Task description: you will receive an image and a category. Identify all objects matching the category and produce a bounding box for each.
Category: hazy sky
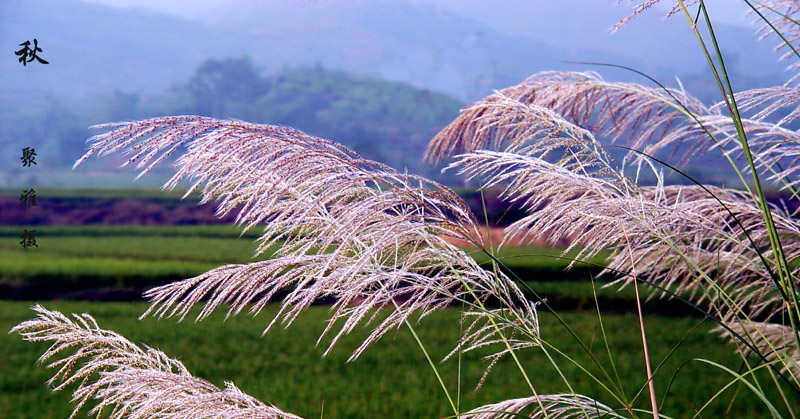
[76,0,762,75]
[81,0,755,38]
[0,0,777,187]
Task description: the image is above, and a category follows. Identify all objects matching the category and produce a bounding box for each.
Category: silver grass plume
[617,1,800,83]
[734,87,800,126]
[749,1,800,84]
[716,320,800,376]
[443,298,540,390]
[612,0,695,32]
[10,304,301,419]
[658,114,800,192]
[431,82,800,316]
[460,393,624,419]
[72,116,538,361]
[427,71,800,193]
[455,147,798,323]
[426,71,716,170]
[436,92,800,371]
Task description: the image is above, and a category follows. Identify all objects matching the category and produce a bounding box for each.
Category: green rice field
[1,302,786,418]
[0,225,607,297]
[0,224,794,417]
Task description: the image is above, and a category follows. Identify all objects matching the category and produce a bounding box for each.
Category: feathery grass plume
[613,1,701,32]
[10,304,301,419]
[597,185,800,319]
[73,116,537,361]
[450,142,798,322]
[443,298,540,390]
[613,0,663,32]
[427,71,800,195]
[749,1,800,83]
[431,76,800,318]
[734,86,800,126]
[460,393,624,419]
[717,320,800,376]
[656,114,800,191]
[438,89,800,385]
[426,71,718,170]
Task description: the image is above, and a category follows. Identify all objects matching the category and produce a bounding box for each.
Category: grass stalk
[690,359,783,418]
[687,0,800,370]
[622,227,659,419]
[591,277,626,399]
[394,299,460,418]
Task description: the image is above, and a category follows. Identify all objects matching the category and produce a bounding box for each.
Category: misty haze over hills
[2,0,789,104]
[0,0,794,186]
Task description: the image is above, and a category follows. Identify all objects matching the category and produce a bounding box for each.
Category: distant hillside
[165,60,465,180]
[0,60,464,187]
[1,0,790,187]
[0,56,766,188]
[2,0,787,110]
[254,65,464,179]
[0,0,707,110]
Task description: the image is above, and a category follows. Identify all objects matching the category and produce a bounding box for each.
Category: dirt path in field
[438,225,557,248]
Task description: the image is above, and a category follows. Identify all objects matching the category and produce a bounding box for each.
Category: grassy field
[0,226,272,294]
[2,301,789,418]
[2,224,791,417]
[0,187,203,200]
[0,225,685,315]
[0,225,611,299]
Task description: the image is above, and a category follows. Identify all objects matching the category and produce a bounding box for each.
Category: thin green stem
[640,319,707,411]
[484,247,800,394]
[394,299,459,418]
[591,277,626,398]
[457,301,464,413]
[690,359,783,419]
[621,226,659,419]
[692,0,800,372]
[538,339,628,408]
[481,252,630,402]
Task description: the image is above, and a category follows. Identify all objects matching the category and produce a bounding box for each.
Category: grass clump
[0,302,784,418]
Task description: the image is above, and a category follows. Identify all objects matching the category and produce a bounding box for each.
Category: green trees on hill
[170,58,463,177]
[177,57,269,117]
[2,58,463,184]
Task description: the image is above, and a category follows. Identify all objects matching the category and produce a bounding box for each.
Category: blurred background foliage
[1,57,464,185]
